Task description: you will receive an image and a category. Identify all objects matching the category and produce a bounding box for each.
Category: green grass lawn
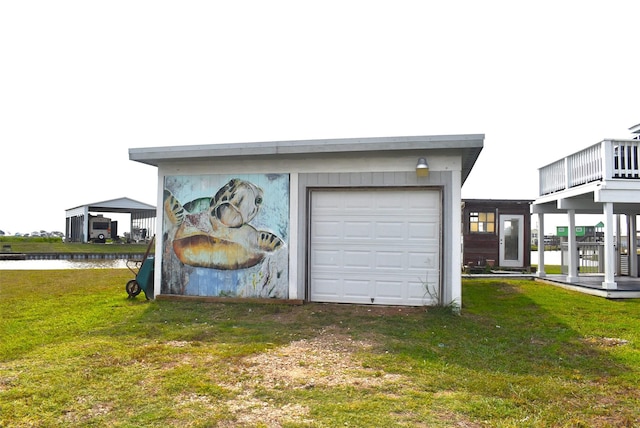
[1,271,639,427]
[532,264,562,275]
[0,236,152,254]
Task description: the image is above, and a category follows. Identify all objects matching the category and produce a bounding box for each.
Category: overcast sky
[1,1,638,235]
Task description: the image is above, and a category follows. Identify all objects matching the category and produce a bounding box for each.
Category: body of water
[0,259,132,270]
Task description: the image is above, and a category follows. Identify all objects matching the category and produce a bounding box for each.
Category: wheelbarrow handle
[142,235,155,262]
[126,259,143,275]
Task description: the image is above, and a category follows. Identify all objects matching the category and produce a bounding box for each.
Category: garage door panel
[375,280,404,299]
[410,191,439,206]
[310,279,370,303]
[408,280,437,304]
[314,194,343,210]
[376,192,406,208]
[344,221,374,239]
[314,248,439,271]
[406,281,429,298]
[312,220,342,239]
[310,189,440,305]
[408,222,439,241]
[344,192,374,209]
[343,250,373,268]
[375,222,405,239]
[312,249,341,269]
[343,279,371,299]
[408,251,439,270]
[425,254,439,270]
[375,251,405,270]
[312,278,340,298]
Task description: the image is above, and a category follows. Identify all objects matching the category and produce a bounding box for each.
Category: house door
[499,215,524,267]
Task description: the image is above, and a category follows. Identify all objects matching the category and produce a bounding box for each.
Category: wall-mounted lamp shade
[416,157,429,177]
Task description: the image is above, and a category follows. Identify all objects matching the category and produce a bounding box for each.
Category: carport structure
[65,197,156,243]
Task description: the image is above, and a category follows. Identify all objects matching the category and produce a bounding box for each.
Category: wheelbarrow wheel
[126,279,142,297]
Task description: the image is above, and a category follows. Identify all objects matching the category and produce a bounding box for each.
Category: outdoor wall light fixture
[416,157,429,177]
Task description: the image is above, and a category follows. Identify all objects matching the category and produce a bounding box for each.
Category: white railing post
[538,166,543,195]
[539,159,568,195]
[566,209,578,283]
[633,141,640,178]
[602,202,617,289]
[567,143,602,187]
[537,213,546,277]
[602,140,614,180]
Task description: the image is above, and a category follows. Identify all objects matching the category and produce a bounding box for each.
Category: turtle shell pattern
[164,179,284,269]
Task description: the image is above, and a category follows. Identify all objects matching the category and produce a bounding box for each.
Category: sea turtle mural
[164,178,284,269]
[161,175,289,298]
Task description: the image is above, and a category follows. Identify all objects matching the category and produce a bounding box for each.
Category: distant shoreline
[0,252,146,261]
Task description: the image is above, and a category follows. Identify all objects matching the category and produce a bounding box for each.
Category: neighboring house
[531,227,539,246]
[129,134,484,307]
[461,199,533,271]
[532,124,640,289]
[555,223,604,242]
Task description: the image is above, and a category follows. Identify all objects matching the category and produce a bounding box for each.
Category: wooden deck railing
[539,139,640,196]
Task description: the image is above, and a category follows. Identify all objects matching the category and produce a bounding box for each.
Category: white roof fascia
[66,198,155,212]
[129,134,484,184]
[129,134,484,164]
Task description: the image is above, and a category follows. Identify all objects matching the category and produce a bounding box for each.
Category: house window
[470,211,495,233]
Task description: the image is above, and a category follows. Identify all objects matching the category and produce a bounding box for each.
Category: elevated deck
[533,136,640,291]
[538,139,640,198]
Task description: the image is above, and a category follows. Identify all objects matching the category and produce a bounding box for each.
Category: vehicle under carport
[65,197,156,243]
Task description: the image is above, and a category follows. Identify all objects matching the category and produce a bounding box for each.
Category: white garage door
[310,189,441,306]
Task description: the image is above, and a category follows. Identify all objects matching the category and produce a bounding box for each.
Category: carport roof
[129,134,484,183]
[65,197,156,216]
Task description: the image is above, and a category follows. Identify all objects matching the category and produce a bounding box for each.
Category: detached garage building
[129,134,483,307]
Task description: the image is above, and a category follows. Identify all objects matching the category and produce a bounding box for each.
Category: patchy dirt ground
[582,336,630,347]
[217,327,404,427]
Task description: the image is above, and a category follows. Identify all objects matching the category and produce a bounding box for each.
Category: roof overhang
[65,197,156,217]
[129,134,484,183]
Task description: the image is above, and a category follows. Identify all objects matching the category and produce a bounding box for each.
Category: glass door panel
[499,215,524,267]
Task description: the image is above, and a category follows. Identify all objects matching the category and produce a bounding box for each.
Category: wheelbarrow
[125,236,155,299]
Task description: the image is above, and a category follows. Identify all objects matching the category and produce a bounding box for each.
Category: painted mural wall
[161,173,289,298]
